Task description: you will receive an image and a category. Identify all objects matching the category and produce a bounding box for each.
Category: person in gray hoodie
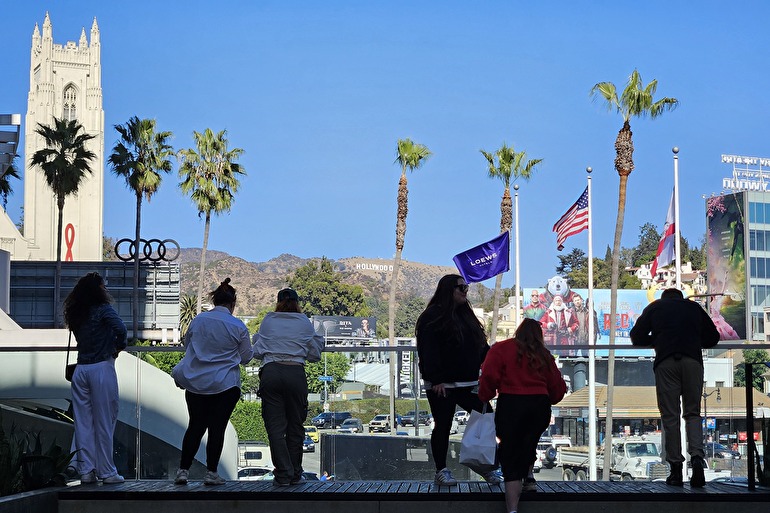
[252,288,324,486]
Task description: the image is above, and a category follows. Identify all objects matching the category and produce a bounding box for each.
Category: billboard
[523,278,660,357]
[311,316,376,339]
[706,192,747,340]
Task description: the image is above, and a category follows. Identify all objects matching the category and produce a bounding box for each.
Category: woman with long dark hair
[172,278,253,485]
[479,318,567,513]
[252,288,324,486]
[416,274,500,485]
[63,272,127,484]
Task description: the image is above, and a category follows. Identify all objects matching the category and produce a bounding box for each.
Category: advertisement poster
[523,278,658,357]
[311,316,376,340]
[706,193,747,340]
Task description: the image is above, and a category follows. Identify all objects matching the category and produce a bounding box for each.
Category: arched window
[63,85,77,121]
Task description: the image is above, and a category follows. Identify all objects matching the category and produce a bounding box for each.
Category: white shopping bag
[459,407,497,474]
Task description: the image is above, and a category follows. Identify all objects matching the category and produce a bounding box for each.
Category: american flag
[553,187,589,251]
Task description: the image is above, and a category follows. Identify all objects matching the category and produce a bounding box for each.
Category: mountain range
[176,249,469,316]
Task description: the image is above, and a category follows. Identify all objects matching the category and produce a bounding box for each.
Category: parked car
[402,410,431,426]
[428,415,458,434]
[538,435,572,469]
[304,425,320,443]
[369,414,399,432]
[704,442,741,459]
[237,466,273,481]
[311,411,352,429]
[258,470,319,481]
[337,418,363,433]
[303,435,316,452]
[454,410,470,425]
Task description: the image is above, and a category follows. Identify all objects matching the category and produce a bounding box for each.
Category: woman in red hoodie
[479,318,567,513]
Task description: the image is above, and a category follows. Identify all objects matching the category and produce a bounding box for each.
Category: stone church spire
[32,23,40,44]
[79,28,88,47]
[42,12,52,40]
[90,17,100,45]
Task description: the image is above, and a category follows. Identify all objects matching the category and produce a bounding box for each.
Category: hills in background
[176,248,474,316]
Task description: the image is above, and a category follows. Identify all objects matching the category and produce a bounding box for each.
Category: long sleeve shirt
[630,297,720,368]
[252,312,324,365]
[478,338,567,404]
[172,306,254,394]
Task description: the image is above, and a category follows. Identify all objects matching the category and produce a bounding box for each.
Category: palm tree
[481,143,541,342]
[0,156,20,209]
[178,128,245,313]
[591,69,678,479]
[109,116,174,342]
[30,117,96,328]
[179,294,197,337]
[388,138,431,433]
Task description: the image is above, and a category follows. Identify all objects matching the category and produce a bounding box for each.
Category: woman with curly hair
[479,318,567,513]
[63,272,127,484]
[172,278,253,485]
[416,274,500,485]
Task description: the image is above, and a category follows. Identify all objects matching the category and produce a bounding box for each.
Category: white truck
[558,438,668,481]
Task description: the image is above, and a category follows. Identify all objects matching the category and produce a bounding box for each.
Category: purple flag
[452,232,510,284]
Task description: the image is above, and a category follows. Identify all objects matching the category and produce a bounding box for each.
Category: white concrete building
[0,13,104,261]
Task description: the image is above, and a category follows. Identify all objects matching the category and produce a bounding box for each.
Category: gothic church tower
[22,12,104,261]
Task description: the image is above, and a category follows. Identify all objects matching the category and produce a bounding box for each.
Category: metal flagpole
[514,184,521,327]
[586,168,597,480]
[673,147,681,289]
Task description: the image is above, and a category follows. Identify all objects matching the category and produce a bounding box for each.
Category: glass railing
[0,340,766,485]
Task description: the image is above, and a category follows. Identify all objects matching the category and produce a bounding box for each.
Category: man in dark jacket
[630,288,719,488]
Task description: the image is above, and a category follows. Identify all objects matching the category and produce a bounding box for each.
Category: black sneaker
[690,457,705,488]
[666,463,683,487]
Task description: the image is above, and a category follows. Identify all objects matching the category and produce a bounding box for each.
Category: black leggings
[495,394,551,481]
[426,386,488,471]
[180,387,240,472]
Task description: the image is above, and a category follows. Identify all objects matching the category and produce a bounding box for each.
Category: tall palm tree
[591,69,678,479]
[30,117,96,328]
[388,138,431,433]
[178,128,245,313]
[109,116,174,342]
[0,156,20,209]
[481,143,541,342]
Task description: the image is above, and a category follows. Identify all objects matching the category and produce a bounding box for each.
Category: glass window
[750,230,757,250]
[63,85,77,121]
[750,202,757,223]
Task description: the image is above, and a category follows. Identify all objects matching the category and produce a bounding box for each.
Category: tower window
[63,85,77,121]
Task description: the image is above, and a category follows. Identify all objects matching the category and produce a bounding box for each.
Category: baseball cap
[277,288,299,302]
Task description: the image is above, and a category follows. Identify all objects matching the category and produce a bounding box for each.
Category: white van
[538,435,572,469]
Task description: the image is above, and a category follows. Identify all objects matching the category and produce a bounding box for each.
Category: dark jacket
[416,305,489,385]
[74,304,128,364]
[629,297,719,368]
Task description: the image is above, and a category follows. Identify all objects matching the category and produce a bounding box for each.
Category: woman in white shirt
[252,288,324,486]
[171,278,253,485]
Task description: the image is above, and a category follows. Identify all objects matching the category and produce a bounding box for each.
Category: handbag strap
[66,330,73,364]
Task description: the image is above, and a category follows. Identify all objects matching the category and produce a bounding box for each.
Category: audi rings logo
[115,238,181,263]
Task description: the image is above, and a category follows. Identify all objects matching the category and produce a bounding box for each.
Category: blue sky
[2,1,769,289]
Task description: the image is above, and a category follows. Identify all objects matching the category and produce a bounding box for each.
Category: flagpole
[586,167,597,480]
[514,184,521,328]
[673,147,681,289]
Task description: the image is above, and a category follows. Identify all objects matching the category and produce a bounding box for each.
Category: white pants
[71,358,120,478]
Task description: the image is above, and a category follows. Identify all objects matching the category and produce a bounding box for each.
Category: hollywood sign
[355,262,394,272]
[721,154,770,191]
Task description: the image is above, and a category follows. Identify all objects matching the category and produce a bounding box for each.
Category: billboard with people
[311,316,376,339]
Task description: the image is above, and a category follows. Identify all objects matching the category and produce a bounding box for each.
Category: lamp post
[702,384,721,456]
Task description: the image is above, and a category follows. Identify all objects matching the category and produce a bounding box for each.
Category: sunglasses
[455,284,469,293]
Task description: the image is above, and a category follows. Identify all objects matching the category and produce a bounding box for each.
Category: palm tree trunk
[197,211,211,314]
[603,172,629,479]
[491,189,513,343]
[388,173,408,435]
[54,199,64,328]
[132,193,142,343]
[489,273,503,343]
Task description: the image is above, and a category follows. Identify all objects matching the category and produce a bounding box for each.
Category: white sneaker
[174,468,189,485]
[482,469,503,484]
[204,470,225,486]
[80,470,97,484]
[434,468,457,486]
[103,474,125,484]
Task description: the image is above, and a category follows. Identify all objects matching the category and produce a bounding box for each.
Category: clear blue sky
[3,1,769,289]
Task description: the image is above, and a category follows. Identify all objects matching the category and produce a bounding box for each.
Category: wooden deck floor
[55,479,770,513]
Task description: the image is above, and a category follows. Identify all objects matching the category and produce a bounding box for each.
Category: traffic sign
[318,375,333,382]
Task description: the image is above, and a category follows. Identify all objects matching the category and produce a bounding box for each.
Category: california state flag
[650,190,676,277]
